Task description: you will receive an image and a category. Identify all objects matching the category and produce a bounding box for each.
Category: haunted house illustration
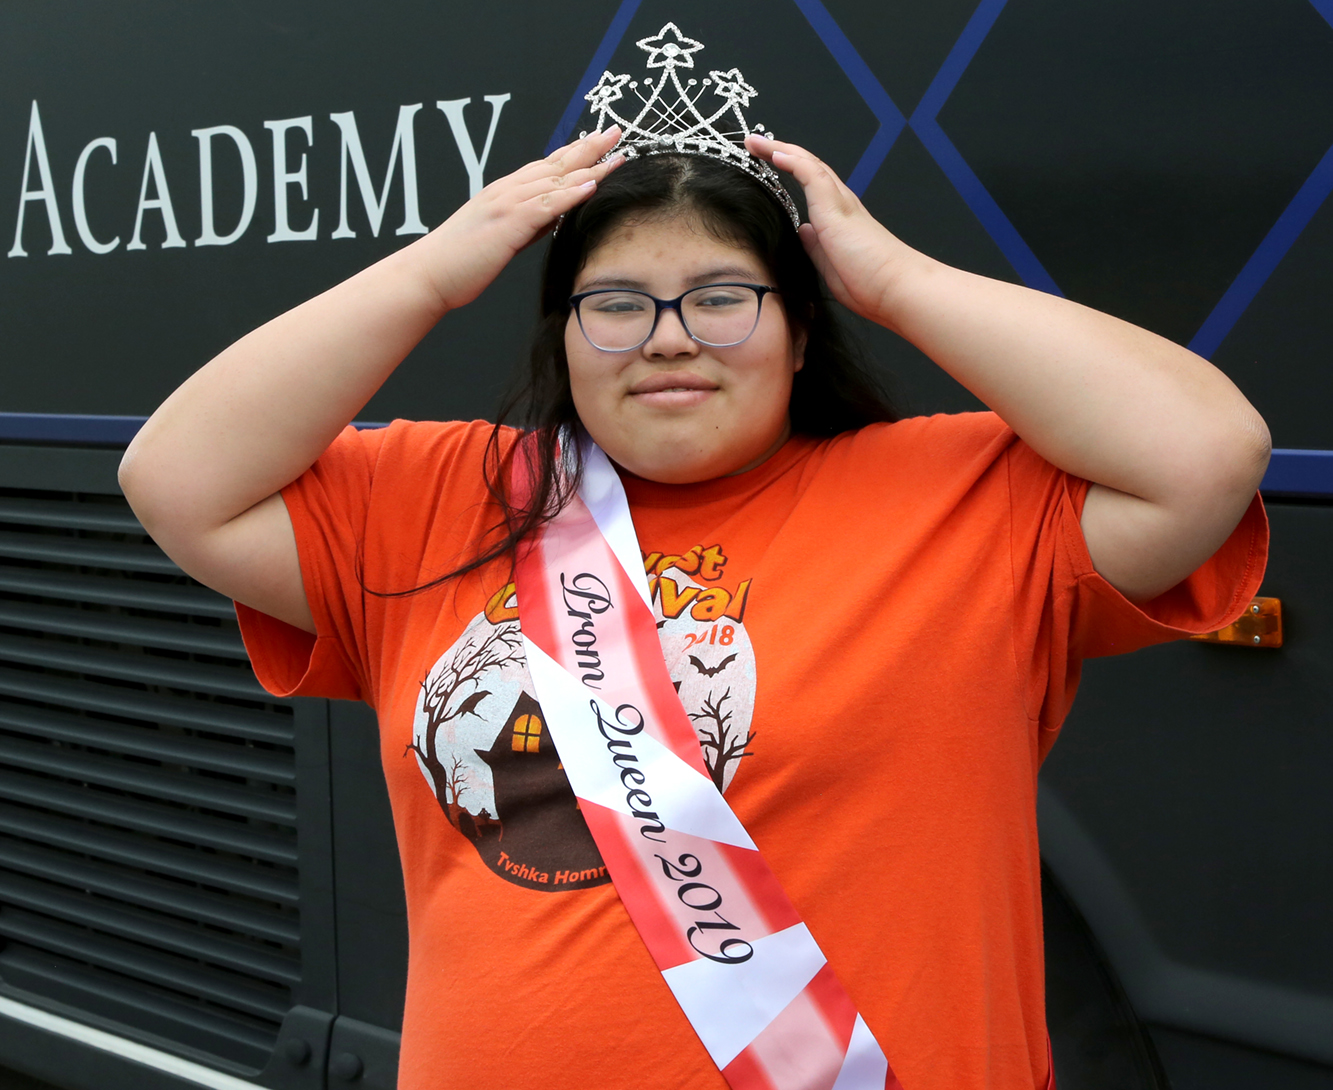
[468,692,608,889]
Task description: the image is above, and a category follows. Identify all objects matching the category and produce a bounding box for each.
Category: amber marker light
[1191,597,1283,648]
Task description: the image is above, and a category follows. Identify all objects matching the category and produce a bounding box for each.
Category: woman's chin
[592,417,792,484]
[602,442,722,484]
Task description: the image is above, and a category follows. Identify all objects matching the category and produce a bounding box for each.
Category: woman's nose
[643,305,699,358]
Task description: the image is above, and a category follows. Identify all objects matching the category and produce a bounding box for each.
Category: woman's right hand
[415,126,625,313]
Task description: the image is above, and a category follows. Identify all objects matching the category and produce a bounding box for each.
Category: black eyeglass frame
[567,282,781,352]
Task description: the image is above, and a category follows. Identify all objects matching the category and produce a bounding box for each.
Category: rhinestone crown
[579,22,801,229]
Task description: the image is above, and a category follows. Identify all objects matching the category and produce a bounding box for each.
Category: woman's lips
[628,372,719,408]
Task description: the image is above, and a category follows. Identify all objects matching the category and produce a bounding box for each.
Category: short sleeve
[236,424,388,703]
[1005,437,1269,751]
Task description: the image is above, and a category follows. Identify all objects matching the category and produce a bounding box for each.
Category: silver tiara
[578,22,801,229]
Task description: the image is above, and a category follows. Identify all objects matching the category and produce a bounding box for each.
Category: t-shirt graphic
[408,542,757,892]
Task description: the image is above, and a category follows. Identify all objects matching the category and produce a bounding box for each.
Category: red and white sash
[513,437,903,1090]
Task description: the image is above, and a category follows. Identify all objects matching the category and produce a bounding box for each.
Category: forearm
[122,129,623,553]
[877,250,1271,509]
[120,233,446,541]
[756,134,1268,599]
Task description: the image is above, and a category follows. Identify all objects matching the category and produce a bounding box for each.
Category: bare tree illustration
[406,623,523,818]
[689,687,755,791]
[442,755,470,827]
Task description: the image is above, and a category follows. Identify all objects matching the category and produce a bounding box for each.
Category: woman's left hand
[745,134,913,326]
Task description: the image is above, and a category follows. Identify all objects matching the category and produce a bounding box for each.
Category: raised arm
[119,129,624,631]
[750,135,1270,603]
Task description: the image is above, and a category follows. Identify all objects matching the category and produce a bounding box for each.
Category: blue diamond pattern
[552,0,1333,360]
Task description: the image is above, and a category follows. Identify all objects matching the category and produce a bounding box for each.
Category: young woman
[119,123,1269,1090]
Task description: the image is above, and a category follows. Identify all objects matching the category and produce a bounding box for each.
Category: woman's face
[565,214,804,484]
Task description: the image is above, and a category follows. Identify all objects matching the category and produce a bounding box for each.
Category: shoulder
[289,419,521,532]
[811,411,1019,480]
[823,411,1010,450]
[360,417,515,458]
[333,418,519,485]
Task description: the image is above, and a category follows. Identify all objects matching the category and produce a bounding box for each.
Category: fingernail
[580,179,597,190]
[605,124,622,138]
[606,152,626,166]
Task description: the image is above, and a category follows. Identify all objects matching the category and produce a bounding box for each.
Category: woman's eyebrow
[576,265,764,292]
[685,265,763,286]
[577,275,650,291]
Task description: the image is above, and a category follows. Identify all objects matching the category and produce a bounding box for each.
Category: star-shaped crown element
[586,71,631,114]
[578,23,799,228]
[635,23,705,69]
[709,68,757,108]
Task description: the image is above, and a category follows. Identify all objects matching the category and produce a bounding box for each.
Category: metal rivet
[1253,635,1261,644]
[283,1038,311,1066]
[1251,604,1260,613]
[329,1052,364,1081]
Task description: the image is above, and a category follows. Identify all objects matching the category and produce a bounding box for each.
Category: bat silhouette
[688,654,737,678]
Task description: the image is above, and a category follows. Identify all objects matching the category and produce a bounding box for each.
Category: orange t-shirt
[237,412,1267,1090]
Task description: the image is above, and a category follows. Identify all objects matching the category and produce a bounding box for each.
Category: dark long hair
[403,151,901,592]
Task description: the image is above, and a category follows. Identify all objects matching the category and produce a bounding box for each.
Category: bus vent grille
[0,486,299,1071]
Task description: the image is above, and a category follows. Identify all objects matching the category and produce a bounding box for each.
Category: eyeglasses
[568,282,780,353]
